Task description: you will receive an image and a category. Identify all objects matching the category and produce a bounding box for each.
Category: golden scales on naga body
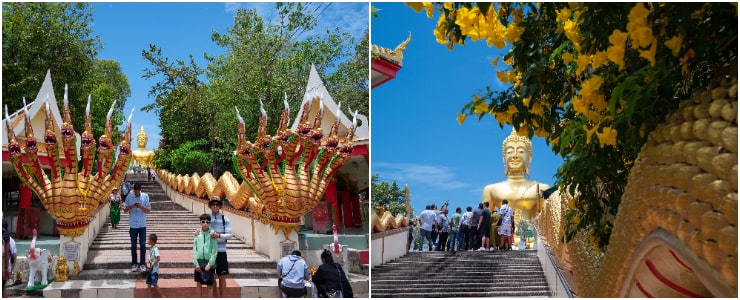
[4,85,133,237]
[233,94,359,236]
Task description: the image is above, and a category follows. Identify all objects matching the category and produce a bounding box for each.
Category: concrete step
[75,267,277,280]
[371,250,550,297]
[133,278,243,298]
[47,174,356,298]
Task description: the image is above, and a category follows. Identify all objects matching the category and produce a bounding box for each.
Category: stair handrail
[538,242,574,298]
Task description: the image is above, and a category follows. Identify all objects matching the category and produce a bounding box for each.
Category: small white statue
[26,229,52,287]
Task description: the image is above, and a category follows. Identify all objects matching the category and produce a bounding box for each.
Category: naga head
[98,100,116,153]
[80,96,96,149]
[98,134,113,152]
[5,105,21,155]
[44,98,58,146]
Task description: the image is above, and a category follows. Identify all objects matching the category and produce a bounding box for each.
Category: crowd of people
[113,181,352,298]
[409,200,516,252]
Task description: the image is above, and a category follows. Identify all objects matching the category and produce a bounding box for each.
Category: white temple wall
[370,227,408,268]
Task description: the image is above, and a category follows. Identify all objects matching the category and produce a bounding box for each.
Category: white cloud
[223,2,242,14]
[316,2,368,39]
[222,2,367,42]
[373,162,470,191]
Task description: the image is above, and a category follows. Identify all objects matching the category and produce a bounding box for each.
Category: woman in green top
[109,188,122,229]
[193,214,218,297]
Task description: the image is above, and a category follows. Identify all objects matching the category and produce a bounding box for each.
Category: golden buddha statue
[483,129,550,221]
[132,126,154,168]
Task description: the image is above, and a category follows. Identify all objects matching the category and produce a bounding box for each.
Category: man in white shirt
[419,205,437,251]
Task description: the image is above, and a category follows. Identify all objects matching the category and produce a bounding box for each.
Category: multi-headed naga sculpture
[4,85,133,237]
[234,94,357,236]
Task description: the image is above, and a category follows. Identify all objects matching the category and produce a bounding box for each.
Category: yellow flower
[434,17,448,45]
[582,124,599,144]
[483,7,508,49]
[491,57,500,66]
[422,2,435,18]
[633,25,654,48]
[639,40,657,66]
[516,126,529,137]
[406,2,424,13]
[581,75,603,95]
[562,52,573,65]
[596,126,618,147]
[607,29,628,70]
[575,53,591,75]
[664,35,683,57]
[443,2,453,10]
[506,24,525,44]
[628,3,650,26]
[550,136,560,147]
[497,70,510,83]
[591,51,608,69]
[556,7,571,23]
[457,112,467,125]
[534,127,548,138]
[504,56,514,66]
[563,20,582,44]
[474,102,489,114]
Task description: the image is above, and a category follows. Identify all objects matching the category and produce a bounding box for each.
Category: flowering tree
[408,2,737,249]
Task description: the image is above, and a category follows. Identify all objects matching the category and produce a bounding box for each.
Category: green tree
[325,28,370,119]
[145,3,369,178]
[371,174,411,217]
[152,139,212,175]
[409,3,737,248]
[141,44,208,153]
[3,3,130,138]
[86,59,131,140]
[3,3,101,130]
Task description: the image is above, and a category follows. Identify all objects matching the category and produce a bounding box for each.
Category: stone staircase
[45,173,278,298]
[371,250,550,298]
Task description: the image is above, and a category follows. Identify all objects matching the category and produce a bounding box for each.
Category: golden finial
[372,32,412,65]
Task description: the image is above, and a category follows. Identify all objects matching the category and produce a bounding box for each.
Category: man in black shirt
[476,203,492,251]
[470,204,483,250]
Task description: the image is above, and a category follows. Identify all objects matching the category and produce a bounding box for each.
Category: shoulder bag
[326,264,344,298]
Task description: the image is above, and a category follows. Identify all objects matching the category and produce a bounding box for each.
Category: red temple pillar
[16,184,35,239]
[19,184,32,208]
[324,180,341,233]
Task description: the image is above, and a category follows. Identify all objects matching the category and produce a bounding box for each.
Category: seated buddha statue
[132,126,154,168]
[483,129,550,223]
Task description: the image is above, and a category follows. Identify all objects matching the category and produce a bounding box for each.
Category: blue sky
[90,2,369,150]
[370,3,565,216]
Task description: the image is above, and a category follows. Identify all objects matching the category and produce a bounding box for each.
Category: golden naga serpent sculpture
[4,85,133,237]
[539,76,737,297]
[158,94,358,237]
[370,211,409,233]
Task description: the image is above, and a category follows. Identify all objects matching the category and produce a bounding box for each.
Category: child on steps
[146,233,164,298]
